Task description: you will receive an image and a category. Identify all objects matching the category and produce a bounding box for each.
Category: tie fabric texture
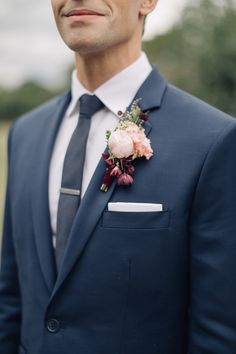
[55,94,104,271]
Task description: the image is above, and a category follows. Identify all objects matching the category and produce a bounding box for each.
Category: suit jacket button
[46,318,60,333]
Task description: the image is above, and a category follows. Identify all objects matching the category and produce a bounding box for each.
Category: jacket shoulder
[155,84,236,158]
[164,84,235,129]
[12,91,70,132]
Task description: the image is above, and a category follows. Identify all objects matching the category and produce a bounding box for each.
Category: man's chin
[65,39,107,56]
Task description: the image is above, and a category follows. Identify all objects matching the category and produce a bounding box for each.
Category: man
[1,0,236,353]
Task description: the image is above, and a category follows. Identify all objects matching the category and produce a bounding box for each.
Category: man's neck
[75,42,142,92]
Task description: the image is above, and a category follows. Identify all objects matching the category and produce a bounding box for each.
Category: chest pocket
[101,210,170,229]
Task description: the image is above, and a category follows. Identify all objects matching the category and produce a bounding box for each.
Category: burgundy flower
[126,164,135,175]
[103,171,111,185]
[117,173,134,186]
[139,112,149,121]
[101,166,114,192]
[102,153,109,160]
[123,157,133,164]
[110,166,122,177]
[102,153,114,167]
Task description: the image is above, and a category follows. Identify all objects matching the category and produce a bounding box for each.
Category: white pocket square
[108,202,163,212]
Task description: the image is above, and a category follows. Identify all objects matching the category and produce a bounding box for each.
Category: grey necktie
[55,94,104,271]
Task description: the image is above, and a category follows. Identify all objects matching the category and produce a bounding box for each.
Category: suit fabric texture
[1,67,236,354]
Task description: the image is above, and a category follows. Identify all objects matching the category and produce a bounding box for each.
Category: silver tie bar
[60,188,81,196]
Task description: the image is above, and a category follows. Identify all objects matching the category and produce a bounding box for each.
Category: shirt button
[46,318,60,333]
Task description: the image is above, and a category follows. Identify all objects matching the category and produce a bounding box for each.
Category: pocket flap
[102,210,170,229]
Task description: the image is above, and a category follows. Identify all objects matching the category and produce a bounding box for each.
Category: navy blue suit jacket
[1,67,236,354]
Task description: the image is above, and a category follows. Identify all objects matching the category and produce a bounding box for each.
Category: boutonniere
[100,99,153,192]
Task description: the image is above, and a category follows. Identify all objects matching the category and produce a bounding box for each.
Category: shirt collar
[66,52,152,118]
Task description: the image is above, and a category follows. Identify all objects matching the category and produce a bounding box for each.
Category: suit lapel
[50,67,167,298]
[31,92,71,294]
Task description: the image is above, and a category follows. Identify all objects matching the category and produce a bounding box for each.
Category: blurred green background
[1,0,236,236]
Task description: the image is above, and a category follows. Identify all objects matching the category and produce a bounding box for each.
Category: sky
[0,0,188,89]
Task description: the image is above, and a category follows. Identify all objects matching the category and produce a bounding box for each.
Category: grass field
[0,121,10,242]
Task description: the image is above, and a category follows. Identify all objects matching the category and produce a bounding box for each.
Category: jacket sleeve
[188,120,236,353]
[0,124,21,353]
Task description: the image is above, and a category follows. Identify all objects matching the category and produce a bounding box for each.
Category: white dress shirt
[49,52,152,245]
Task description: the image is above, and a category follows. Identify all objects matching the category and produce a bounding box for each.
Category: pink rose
[125,123,153,160]
[125,123,140,139]
[134,138,153,160]
[108,130,134,158]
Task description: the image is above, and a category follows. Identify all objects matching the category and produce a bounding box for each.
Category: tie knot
[79,94,104,118]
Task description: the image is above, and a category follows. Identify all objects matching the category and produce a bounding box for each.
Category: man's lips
[65,9,104,17]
